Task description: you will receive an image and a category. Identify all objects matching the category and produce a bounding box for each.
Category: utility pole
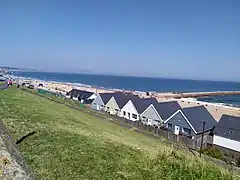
[199,121,206,157]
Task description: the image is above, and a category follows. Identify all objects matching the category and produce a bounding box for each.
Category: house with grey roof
[164,106,217,138]
[140,101,181,126]
[91,93,115,111]
[66,89,96,104]
[213,115,240,152]
[105,93,138,115]
[121,97,157,121]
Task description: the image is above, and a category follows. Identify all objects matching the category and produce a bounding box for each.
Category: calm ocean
[10,71,240,106]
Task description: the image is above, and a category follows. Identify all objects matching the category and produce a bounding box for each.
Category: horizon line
[6,67,240,84]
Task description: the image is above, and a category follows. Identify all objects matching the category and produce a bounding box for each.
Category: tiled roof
[154,101,181,120]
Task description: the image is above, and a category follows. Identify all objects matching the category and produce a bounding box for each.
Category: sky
[0,0,239,81]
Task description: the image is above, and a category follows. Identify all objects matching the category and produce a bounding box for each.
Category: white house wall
[213,135,240,152]
[121,100,139,121]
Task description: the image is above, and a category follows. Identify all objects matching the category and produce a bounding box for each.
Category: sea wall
[0,119,34,180]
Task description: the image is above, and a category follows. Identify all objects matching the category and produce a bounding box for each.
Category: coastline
[7,74,240,121]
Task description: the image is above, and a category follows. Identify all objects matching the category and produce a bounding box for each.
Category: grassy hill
[0,87,237,179]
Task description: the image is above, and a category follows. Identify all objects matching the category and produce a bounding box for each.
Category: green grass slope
[0,87,236,179]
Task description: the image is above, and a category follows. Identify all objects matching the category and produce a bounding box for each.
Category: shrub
[203,146,223,160]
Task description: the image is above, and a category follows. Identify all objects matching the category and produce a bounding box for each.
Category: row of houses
[91,92,217,138]
[67,89,240,154]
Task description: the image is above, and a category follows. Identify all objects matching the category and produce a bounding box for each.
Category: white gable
[88,94,97,100]
[92,94,104,105]
[121,100,139,121]
[121,100,138,115]
[91,93,105,111]
[106,97,120,110]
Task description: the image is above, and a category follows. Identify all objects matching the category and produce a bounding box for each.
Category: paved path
[0,84,8,90]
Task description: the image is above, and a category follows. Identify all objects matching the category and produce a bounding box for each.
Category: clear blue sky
[0,0,239,81]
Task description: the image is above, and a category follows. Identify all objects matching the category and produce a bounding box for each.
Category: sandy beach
[11,75,240,122]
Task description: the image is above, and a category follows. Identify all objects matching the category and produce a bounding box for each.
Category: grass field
[0,87,237,179]
[0,81,5,86]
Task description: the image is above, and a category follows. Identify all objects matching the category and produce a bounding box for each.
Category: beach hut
[164,106,216,138]
[140,101,180,126]
[91,93,115,111]
[213,115,240,153]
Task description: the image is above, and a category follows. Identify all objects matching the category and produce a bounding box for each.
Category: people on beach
[7,79,13,86]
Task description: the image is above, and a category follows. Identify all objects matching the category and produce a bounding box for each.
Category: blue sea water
[9,71,240,106]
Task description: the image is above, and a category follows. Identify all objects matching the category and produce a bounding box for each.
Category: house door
[110,108,114,115]
[174,126,180,135]
[148,119,152,125]
[128,113,131,119]
[96,105,100,110]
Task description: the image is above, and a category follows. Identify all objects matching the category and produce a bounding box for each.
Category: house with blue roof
[164,106,217,138]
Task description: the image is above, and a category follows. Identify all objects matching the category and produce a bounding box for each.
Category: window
[182,127,191,136]
[123,111,126,116]
[168,123,173,130]
[154,120,160,125]
[132,114,138,119]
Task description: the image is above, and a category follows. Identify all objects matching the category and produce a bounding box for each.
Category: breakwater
[160,91,240,98]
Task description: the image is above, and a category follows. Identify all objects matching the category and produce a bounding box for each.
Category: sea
[8,71,240,107]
